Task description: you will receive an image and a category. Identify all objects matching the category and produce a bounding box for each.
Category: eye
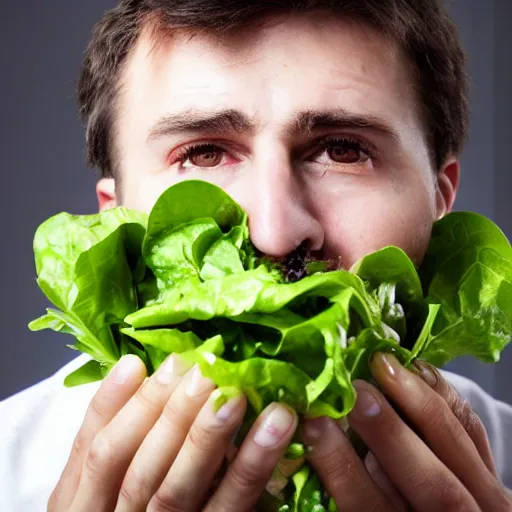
[170,137,374,171]
[315,136,372,165]
[174,143,226,169]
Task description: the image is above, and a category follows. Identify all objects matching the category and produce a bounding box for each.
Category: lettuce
[29,181,512,511]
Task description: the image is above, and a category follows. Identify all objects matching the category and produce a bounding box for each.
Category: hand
[303,353,512,511]
[48,354,298,512]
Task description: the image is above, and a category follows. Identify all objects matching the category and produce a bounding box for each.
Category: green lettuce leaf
[29,208,147,367]
[29,181,512,512]
[419,212,512,365]
[64,359,106,387]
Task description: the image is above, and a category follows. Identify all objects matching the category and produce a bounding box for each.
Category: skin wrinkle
[99,12,458,270]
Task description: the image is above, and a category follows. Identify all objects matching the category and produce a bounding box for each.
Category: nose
[233,155,324,258]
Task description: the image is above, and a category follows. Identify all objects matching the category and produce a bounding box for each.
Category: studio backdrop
[1,0,510,403]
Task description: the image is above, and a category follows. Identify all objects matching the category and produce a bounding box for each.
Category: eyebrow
[147,108,400,143]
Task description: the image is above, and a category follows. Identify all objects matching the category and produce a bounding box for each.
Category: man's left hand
[303,353,512,511]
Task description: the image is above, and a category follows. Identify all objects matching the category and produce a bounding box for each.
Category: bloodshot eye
[178,143,224,168]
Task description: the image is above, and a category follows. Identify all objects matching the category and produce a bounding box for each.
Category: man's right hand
[48,354,298,512]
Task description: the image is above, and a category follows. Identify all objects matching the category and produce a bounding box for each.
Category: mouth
[259,241,345,282]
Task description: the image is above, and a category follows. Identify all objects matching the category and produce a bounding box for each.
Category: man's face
[100,12,458,267]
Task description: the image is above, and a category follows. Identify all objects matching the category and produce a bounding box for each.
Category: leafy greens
[29,180,512,511]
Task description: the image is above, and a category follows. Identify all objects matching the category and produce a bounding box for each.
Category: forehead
[119,12,421,140]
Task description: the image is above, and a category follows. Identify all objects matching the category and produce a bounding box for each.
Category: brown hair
[78,0,469,178]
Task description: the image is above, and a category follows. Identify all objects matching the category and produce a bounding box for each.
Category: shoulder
[0,355,101,512]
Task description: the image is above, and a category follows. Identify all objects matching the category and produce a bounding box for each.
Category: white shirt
[1,354,511,511]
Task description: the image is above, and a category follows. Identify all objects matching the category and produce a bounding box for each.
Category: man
[1,0,512,510]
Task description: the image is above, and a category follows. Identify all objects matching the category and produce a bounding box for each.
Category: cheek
[318,179,435,267]
[120,173,170,213]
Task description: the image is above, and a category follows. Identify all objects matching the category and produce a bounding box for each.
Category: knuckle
[119,468,152,508]
[227,457,267,493]
[431,478,468,511]
[308,447,387,512]
[148,490,189,512]
[448,395,495,463]
[160,399,192,435]
[418,393,437,417]
[454,398,484,436]
[187,422,218,454]
[314,445,353,486]
[88,393,111,422]
[162,397,184,424]
[85,431,117,475]
[118,484,142,509]
[135,382,162,413]
[71,430,88,461]
[419,394,447,429]
[442,382,473,423]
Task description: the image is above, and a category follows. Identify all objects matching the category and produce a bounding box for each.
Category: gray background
[0,1,511,403]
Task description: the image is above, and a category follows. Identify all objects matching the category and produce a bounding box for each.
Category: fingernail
[186,364,213,396]
[365,451,379,473]
[413,360,438,387]
[254,403,296,447]
[210,387,243,421]
[370,352,400,380]
[303,416,330,444]
[111,355,142,385]
[156,354,188,384]
[351,383,381,418]
[214,394,244,422]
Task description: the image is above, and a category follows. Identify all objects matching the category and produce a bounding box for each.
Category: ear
[96,178,118,212]
[435,157,460,220]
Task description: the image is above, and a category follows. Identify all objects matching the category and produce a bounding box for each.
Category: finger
[348,379,481,512]
[116,364,215,511]
[204,402,298,512]
[150,389,247,511]
[49,355,146,512]
[71,354,190,512]
[413,358,498,476]
[371,353,509,510]
[363,452,408,512]
[302,416,394,512]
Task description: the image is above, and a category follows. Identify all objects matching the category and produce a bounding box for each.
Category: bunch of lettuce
[29,181,512,511]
